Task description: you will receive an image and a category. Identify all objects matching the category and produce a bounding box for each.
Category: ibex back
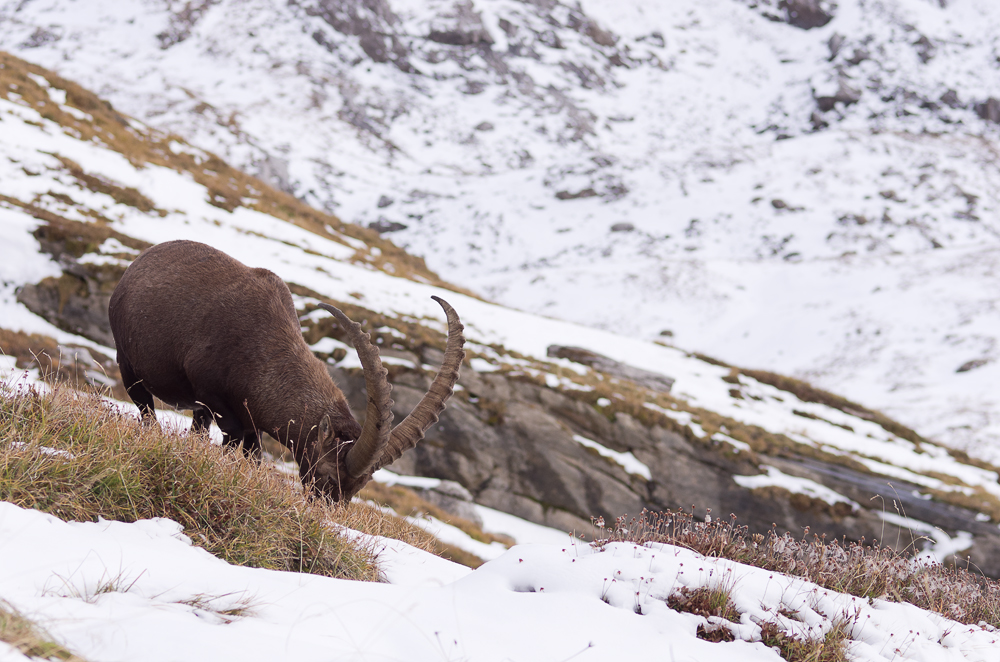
[108,240,465,501]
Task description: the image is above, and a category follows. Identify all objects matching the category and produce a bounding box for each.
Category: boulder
[781,0,835,30]
[547,345,675,392]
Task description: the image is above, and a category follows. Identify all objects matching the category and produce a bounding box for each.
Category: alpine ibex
[108,240,465,502]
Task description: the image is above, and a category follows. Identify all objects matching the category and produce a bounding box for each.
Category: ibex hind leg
[118,358,156,424]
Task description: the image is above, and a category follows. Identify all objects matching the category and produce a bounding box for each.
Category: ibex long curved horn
[317,296,465,480]
[380,296,465,468]
[316,302,393,478]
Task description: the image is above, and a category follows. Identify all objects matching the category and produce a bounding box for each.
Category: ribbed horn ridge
[317,303,394,478]
[378,296,465,469]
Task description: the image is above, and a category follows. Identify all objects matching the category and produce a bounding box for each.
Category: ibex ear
[316,414,334,459]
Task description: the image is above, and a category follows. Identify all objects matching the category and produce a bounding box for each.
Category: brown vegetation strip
[597,508,1000,628]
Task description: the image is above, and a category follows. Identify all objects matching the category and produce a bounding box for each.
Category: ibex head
[305,296,465,502]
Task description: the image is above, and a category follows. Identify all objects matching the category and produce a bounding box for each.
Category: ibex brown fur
[108,240,465,502]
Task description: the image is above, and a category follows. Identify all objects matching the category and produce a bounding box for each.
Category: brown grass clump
[663,569,852,658]
[328,497,438,559]
[695,621,737,643]
[0,329,63,371]
[0,384,379,580]
[668,585,740,623]
[26,210,152,261]
[54,156,162,215]
[596,509,1000,628]
[758,619,851,662]
[0,599,87,661]
[668,585,740,641]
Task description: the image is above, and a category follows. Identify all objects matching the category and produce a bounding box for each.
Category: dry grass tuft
[0,384,381,580]
[695,621,737,643]
[0,599,87,661]
[173,592,259,624]
[668,585,740,623]
[596,509,1000,628]
[758,618,851,662]
[665,567,741,643]
[54,156,163,215]
[1,329,126,398]
[332,497,439,558]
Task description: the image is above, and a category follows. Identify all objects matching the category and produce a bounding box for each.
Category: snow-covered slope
[2,500,998,662]
[3,0,1000,457]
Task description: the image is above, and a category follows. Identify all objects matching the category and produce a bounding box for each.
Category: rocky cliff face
[350,358,1000,577]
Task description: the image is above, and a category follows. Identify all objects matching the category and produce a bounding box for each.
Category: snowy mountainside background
[3,0,1000,458]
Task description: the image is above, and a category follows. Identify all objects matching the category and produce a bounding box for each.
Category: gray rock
[827,33,845,61]
[412,479,484,527]
[781,0,835,30]
[428,28,494,47]
[957,359,989,373]
[816,77,862,112]
[547,345,675,392]
[941,89,963,109]
[976,98,1000,124]
[368,218,408,233]
[555,188,598,200]
[255,154,294,195]
[17,269,120,348]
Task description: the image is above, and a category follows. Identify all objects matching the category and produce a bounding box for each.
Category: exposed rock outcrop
[781,0,836,30]
[547,345,675,392]
[16,217,150,349]
[332,355,1000,577]
[735,0,835,30]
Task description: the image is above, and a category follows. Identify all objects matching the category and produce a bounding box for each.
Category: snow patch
[734,465,860,512]
[572,434,651,480]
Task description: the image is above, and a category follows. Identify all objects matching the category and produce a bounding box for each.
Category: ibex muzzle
[108,240,465,502]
